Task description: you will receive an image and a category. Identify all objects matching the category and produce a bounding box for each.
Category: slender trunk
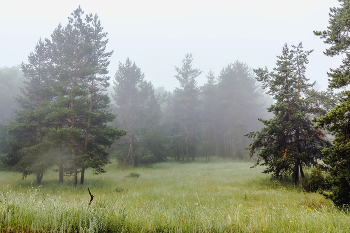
[59,152,63,184]
[296,56,304,180]
[215,132,218,157]
[81,167,85,185]
[224,137,227,158]
[58,121,64,184]
[192,145,195,161]
[81,80,94,185]
[185,136,189,162]
[205,133,208,162]
[300,162,305,178]
[128,133,134,166]
[71,31,79,188]
[232,137,235,159]
[36,171,43,184]
[71,92,77,187]
[185,126,189,162]
[71,134,77,186]
[181,142,184,162]
[293,158,300,185]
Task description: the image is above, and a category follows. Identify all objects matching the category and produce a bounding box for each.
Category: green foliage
[246,43,332,184]
[163,54,202,162]
[302,167,328,192]
[314,0,350,208]
[112,58,164,167]
[3,7,126,186]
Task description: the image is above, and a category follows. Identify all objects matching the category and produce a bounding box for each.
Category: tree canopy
[246,43,332,184]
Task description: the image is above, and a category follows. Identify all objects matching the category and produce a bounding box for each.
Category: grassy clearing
[0,160,349,232]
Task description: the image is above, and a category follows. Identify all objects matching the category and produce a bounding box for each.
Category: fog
[0,0,342,91]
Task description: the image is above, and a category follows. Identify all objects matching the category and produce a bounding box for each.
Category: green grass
[0,160,349,232]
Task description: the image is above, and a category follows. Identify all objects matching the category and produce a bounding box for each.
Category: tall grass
[0,161,349,232]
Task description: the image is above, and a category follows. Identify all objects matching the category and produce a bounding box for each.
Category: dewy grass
[0,161,349,232]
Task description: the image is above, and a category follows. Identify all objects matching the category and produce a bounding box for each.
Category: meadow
[0,159,349,232]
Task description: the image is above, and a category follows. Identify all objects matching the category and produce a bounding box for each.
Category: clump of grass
[115,187,124,192]
[125,172,140,178]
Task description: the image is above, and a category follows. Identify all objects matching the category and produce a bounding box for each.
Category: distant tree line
[110,54,269,167]
[0,7,269,184]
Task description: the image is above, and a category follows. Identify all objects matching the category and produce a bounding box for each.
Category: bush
[125,172,140,178]
[302,167,326,192]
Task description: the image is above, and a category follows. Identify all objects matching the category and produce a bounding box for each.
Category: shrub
[302,167,326,192]
[125,172,140,178]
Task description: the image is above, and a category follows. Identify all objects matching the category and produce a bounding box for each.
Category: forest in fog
[0,12,270,184]
[4,0,350,212]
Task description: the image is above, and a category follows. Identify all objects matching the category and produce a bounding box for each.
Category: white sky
[0,0,342,91]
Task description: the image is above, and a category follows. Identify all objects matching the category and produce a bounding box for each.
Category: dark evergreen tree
[5,39,54,183]
[246,43,331,184]
[314,0,350,207]
[5,7,125,186]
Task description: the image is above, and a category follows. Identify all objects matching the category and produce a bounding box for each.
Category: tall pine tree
[314,0,350,207]
[246,43,330,184]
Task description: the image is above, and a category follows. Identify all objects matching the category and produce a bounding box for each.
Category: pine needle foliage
[313,0,350,208]
[246,43,332,185]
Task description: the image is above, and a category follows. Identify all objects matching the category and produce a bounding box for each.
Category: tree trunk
[71,101,77,187]
[80,167,85,184]
[215,132,218,157]
[300,162,305,178]
[127,133,134,166]
[293,158,300,185]
[185,126,189,162]
[181,142,184,162]
[82,80,93,185]
[59,152,63,184]
[36,171,43,184]
[191,145,195,161]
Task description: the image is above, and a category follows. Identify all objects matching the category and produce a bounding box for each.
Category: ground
[0,159,348,232]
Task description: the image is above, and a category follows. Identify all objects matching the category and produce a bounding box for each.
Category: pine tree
[246,43,330,184]
[5,39,54,184]
[216,61,261,159]
[78,12,118,184]
[200,71,218,161]
[314,0,350,207]
[5,7,125,186]
[172,54,202,161]
[112,58,162,166]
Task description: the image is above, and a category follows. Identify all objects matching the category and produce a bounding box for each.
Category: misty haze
[0,0,350,232]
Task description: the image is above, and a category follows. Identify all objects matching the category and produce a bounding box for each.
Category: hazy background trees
[111,58,165,167]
